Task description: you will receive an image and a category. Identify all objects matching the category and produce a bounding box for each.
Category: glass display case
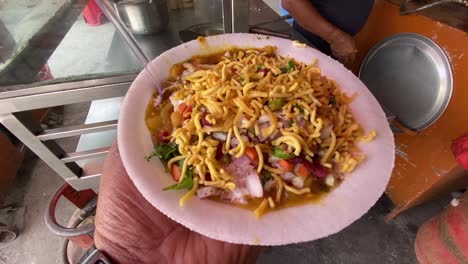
[0,0,308,191]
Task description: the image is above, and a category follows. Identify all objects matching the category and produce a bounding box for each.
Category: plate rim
[118,33,395,245]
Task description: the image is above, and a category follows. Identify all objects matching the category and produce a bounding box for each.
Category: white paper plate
[118,33,395,245]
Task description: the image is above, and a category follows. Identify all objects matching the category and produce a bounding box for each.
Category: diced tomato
[178,103,193,120]
[291,155,330,179]
[178,103,192,114]
[294,163,310,177]
[245,147,259,165]
[171,164,181,182]
[178,103,187,113]
[278,159,294,172]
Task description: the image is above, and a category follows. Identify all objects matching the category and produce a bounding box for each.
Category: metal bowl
[359,33,453,131]
[115,0,169,35]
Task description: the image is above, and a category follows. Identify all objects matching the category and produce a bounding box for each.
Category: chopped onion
[241,117,249,126]
[291,176,305,188]
[268,155,281,164]
[230,156,251,169]
[182,62,195,70]
[246,172,263,198]
[169,94,184,110]
[325,174,335,187]
[258,115,270,124]
[202,112,212,126]
[259,122,270,129]
[320,126,333,139]
[230,137,239,147]
[297,117,306,128]
[222,190,248,204]
[197,186,222,199]
[264,179,276,191]
[213,132,227,141]
[230,136,248,147]
[159,131,170,143]
[280,171,295,181]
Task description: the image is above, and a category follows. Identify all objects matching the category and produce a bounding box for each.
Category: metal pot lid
[359,33,453,131]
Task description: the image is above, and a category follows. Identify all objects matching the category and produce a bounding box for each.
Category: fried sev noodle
[166,47,375,217]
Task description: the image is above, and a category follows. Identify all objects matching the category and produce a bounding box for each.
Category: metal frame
[0,0,296,192]
[0,75,135,191]
[222,0,250,34]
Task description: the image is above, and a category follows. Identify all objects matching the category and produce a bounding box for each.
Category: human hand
[94,142,261,264]
[328,31,356,66]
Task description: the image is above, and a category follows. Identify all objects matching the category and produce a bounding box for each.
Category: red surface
[445,198,468,260]
[415,194,468,264]
[37,64,53,81]
[452,135,468,169]
[82,0,106,26]
[69,234,94,250]
[62,184,96,209]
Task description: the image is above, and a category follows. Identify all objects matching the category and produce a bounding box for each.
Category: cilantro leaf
[163,166,194,191]
[329,96,337,107]
[272,146,292,159]
[145,142,179,162]
[293,103,304,114]
[287,60,295,71]
[262,172,272,187]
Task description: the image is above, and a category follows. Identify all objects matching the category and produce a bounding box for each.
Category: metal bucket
[114,0,169,35]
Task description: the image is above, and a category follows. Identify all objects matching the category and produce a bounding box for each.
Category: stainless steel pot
[114,0,169,35]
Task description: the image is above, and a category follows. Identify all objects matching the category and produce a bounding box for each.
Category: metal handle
[79,247,114,264]
[96,0,163,102]
[45,184,95,237]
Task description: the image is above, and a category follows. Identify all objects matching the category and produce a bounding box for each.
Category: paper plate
[118,33,395,245]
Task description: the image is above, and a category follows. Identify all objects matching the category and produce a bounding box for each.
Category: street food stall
[0,0,467,261]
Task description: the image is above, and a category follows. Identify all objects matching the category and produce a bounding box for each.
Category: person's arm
[282,0,356,64]
[94,142,261,264]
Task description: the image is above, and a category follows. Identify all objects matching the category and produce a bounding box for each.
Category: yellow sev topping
[160,46,374,216]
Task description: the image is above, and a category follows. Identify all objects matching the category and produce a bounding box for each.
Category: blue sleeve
[293,0,374,55]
